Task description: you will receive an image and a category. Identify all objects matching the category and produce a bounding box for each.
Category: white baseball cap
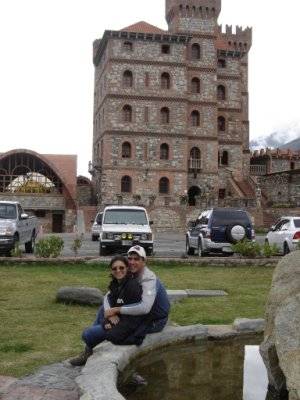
[127,245,146,260]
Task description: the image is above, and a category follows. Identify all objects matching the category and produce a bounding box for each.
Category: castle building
[90,0,253,221]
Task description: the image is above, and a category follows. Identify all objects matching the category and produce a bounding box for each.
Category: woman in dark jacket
[104,255,145,345]
[70,255,144,367]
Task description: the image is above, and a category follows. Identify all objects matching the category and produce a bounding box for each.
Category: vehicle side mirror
[188,220,196,229]
[270,225,275,231]
[149,221,154,225]
[21,213,29,220]
[90,219,94,223]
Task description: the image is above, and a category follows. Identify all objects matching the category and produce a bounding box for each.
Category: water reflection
[243,346,268,400]
[119,337,269,400]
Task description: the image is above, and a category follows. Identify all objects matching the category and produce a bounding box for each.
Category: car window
[211,210,250,226]
[275,220,289,231]
[280,222,290,231]
[293,219,300,228]
[103,209,148,225]
[0,204,17,219]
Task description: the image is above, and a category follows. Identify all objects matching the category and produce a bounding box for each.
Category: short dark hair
[109,255,129,269]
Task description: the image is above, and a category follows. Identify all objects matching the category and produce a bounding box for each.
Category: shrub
[262,242,279,258]
[35,235,64,258]
[71,234,84,257]
[11,242,23,258]
[231,240,261,258]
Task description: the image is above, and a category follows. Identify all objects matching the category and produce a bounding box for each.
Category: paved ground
[36,232,266,258]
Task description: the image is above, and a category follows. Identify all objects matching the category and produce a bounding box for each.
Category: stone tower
[90,0,252,228]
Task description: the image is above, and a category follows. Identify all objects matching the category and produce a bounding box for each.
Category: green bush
[262,242,279,258]
[35,236,64,258]
[71,234,84,256]
[231,240,261,258]
[10,242,23,258]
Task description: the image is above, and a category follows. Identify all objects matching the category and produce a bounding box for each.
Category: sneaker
[69,346,93,367]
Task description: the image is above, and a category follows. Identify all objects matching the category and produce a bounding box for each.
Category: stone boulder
[260,251,300,400]
[56,287,103,306]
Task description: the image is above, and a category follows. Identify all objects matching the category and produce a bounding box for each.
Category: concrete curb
[75,319,265,400]
[0,256,279,267]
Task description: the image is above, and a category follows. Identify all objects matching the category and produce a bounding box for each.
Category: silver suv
[186,208,255,257]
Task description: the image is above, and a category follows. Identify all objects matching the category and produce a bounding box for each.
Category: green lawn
[0,262,273,377]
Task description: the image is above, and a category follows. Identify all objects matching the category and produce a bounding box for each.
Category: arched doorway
[188,186,201,206]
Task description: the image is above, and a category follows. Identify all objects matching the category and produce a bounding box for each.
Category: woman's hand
[104,307,121,318]
[108,315,120,326]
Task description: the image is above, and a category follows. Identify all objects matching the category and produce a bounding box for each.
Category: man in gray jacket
[104,245,170,340]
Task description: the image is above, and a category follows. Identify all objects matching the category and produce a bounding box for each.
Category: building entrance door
[52,213,63,233]
[188,186,201,206]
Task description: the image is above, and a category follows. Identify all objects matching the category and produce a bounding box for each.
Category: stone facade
[90,0,252,213]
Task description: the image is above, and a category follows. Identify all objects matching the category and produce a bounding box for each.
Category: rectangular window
[144,107,149,123]
[161,44,170,54]
[145,72,150,87]
[218,59,226,68]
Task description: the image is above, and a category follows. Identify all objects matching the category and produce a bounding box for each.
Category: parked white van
[98,205,153,256]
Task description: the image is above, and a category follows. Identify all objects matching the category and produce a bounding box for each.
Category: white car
[98,205,154,256]
[266,216,300,255]
[91,212,103,241]
[0,201,39,256]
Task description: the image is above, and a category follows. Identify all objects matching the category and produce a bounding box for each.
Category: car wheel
[186,238,195,256]
[283,242,290,256]
[146,248,153,257]
[99,241,107,256]
[25,232,35,254]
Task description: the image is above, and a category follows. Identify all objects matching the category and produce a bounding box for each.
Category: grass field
[0,262,273,377]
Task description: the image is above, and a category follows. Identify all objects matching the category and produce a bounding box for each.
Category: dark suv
[186,208,255,256]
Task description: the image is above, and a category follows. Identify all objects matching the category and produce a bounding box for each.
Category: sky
[0,0,299,176]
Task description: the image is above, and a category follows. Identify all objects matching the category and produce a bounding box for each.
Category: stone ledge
[75,321,264,400]
[0,256,279,267]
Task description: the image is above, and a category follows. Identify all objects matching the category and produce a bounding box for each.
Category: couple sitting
[70,245,170,366]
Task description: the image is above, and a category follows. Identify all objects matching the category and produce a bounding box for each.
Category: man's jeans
[82,306,168,349]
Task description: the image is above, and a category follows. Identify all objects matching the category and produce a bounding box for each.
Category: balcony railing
[189,158,202,171]
[250,164,267,176]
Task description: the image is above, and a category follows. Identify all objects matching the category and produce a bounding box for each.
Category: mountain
[280,137,300,150]
[250,124,300,150]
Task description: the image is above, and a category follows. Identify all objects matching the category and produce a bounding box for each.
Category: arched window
[123,41,133,52]
[160,143,169,160]
[218,116,226,132]
[121,176,132,193]
[190,110,200,127]
[189,147,201,170]
[161,72,171,89]
[161,107,170,124]
[191,43,201,60]
[122,142,131,158]
[217,85,226,101]
[123,105,132,123]
[191,77,200,94]
[123,70,133,88]
[159,177,170,194]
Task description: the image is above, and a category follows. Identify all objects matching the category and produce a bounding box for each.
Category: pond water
[119,336,269,400]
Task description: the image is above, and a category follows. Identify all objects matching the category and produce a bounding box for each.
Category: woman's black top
[105,273,145,345]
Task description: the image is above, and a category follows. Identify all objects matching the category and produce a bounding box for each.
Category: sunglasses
[111,266,126,272]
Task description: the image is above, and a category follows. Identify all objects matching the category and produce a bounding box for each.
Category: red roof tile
[121,21,166,34]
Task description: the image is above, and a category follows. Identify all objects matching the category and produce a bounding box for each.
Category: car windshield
[211,210,250,225]
[0,204,17,219]
[294,219,300,228]
[103,210,148,225]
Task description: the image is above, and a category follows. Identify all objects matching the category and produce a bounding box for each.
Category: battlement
[166,0,221,23]
[217,24,252,51]
[251,148,300,159]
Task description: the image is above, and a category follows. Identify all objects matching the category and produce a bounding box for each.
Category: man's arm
[103,292,111,311]
[119,276,157,316]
